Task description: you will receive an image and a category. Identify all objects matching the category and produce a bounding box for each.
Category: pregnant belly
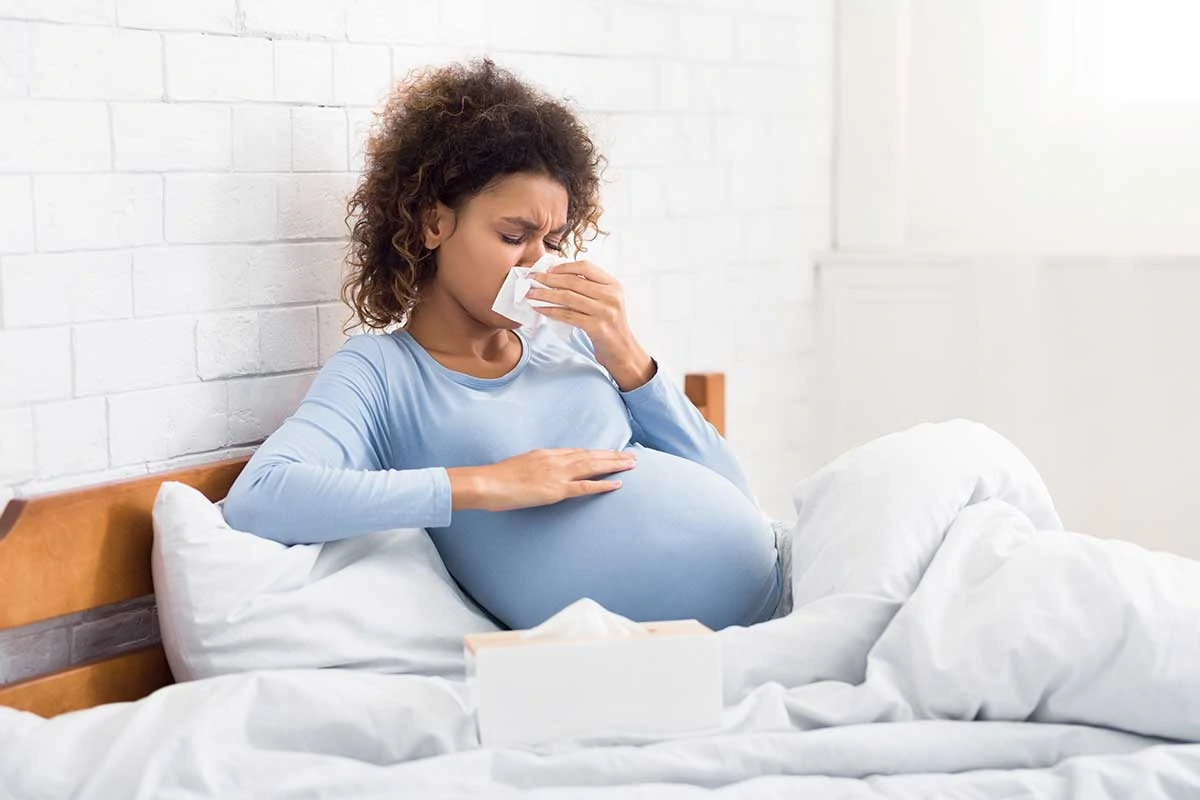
[427,445,779,631]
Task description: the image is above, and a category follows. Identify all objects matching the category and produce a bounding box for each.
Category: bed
[0,372,726,718]
[3,377,1200,799]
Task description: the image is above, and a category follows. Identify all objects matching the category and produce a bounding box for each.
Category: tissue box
[465,620,722,748]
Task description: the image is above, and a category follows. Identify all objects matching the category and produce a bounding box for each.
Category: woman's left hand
[526,260,656,392]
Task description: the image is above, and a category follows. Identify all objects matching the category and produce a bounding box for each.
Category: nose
[520,242,547,268]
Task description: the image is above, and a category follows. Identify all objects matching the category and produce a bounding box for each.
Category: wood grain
[685,373,726,436]
[0,457,249,630]
[0,645,172,717]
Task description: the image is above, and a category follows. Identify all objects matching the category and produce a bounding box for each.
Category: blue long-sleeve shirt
[223,327,780,630]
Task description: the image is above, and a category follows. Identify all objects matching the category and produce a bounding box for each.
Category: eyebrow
[500,216,569,236]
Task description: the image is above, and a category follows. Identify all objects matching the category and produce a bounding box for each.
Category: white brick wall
[259,306,319,372]
[347,107,375,172]
[292,107,349,172]
[0,326,72,406]
[274,40,334,104]
[33,398,108,477]
[228,372,317,444]
[1,251,132,326]
[0,177,35,253]
[197,311,259,379]
[346,0,437,45]
[0,407,35,483]
[243,0,346,40]
[131,242,343,317]
[318,303,354,363]
[115,0,237,33]
[0,0,831,532]
[73,317,196,395]
[35,174,163,250]
[277,173,358,239]
[334,44,391,106]
[29,24,161,100]
[108,381,229,465]
[165,33,273,102]
[194,304,320,379]
[233,105,292,171]
[2,101,111,172]
[165,174,278,243]
[112,104,232,171]
[0,0,114,26]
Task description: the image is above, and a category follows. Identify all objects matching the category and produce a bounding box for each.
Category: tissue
[518,598,649,640]
[466,605,721,746]
[491,252,576,341]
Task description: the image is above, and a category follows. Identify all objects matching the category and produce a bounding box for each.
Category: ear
[422,202,456,250]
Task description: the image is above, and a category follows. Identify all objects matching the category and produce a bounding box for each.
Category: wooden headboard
[0,373,726,718]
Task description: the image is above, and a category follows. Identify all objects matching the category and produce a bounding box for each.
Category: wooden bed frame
[0,373,725,719]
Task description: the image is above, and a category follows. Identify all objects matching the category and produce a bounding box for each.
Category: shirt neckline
[393,328,531,389]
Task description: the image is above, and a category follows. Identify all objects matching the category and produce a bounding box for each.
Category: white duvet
[3,420,1199,799]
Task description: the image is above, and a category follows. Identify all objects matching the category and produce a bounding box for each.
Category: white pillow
[150,481,499,682]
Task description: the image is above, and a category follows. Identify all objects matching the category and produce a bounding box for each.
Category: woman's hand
[446,448,637,512]
[526,261,656,391]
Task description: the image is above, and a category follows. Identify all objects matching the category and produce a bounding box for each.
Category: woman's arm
[568,329,757,502]
[223,335,634,543]
[528,261,758,504]
[619,360,757,502]
[222,336,452,545]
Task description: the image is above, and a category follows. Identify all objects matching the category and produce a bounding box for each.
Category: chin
[484,311,523,330]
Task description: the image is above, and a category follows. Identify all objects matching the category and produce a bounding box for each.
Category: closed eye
[500,233,565,253]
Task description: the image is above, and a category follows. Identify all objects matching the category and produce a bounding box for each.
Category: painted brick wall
[0,0,832,683]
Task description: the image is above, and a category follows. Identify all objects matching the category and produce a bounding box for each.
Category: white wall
[0,1,832,523]
[827,0,1200,556]
[838,0,1200,254]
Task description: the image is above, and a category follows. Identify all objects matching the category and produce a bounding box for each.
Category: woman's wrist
[446,466,490,511]
[607,350,657,393]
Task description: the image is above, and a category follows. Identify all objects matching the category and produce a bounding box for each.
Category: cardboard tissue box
[464,599,723,748]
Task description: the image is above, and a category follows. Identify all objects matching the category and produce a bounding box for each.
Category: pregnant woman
[222,60,790,632]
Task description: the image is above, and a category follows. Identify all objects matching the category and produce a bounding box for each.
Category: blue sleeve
[569,330,757,502]
[221,335,452,545]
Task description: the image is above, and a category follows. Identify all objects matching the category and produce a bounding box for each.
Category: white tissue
[518,598,649,640]
[490,252,576,341]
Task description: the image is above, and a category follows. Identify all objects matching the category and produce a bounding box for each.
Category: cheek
[467,230,512,268]
[439,230,516,304]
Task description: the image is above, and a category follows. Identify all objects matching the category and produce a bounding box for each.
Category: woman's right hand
[446,448,636,512]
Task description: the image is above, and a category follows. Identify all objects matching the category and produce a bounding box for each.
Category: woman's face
[423,171,569,329]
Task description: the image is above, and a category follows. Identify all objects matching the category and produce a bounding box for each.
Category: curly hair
[343,58,606,331]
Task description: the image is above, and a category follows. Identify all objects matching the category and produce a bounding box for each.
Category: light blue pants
[768,519,795,620]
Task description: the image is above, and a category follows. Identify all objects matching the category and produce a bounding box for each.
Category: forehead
[473,172,569,222]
